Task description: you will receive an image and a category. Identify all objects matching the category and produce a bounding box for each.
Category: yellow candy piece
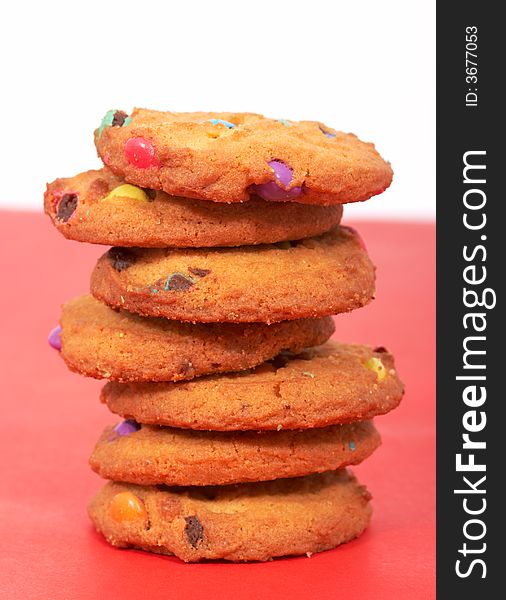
[365,357,387,382]
[103,184,149,203]
[109,491,147,523]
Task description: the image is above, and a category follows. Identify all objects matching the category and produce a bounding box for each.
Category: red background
[0,212,435,599]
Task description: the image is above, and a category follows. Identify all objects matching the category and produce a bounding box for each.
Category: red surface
[0,212,435,600]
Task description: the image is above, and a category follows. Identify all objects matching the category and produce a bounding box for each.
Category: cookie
[44,168,342,247]
[89,420,379,486]
[59,295,335,382]
[94,109,393,205]
[88,469,371,562]
[101,342,404,430]
[90,226,375,323]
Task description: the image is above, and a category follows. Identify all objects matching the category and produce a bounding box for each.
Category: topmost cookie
[95,109,393,205]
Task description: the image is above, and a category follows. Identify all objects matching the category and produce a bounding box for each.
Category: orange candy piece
[109,491,147,523]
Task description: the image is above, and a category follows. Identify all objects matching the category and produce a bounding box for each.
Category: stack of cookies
[45,110,404,562]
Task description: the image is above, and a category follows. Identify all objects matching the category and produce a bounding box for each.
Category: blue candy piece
[97,110,132,137]
[349,440,356,451]
[276,119,292,126]
[208,118,235,129]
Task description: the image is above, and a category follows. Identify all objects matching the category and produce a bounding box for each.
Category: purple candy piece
[113,419,141,437]
[252,159,302,201]
[48,325,62,351]
[319,125,336,138]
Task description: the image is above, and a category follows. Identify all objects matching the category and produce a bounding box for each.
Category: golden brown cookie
[89,420,379,486]
[88,469,372,562]
[101,342,404,430]
[94,109,393,205]
[90,227,375,323]
[59,295,335,382]
[44,168,342,247]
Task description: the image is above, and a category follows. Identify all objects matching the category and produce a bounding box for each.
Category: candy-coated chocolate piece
[124,137,159,168]
[113,419,141,437]
[319,125,336,138]
[98,110,132,137]
[48,325,62,351]
[365,357,387,381]
[109,491,147,523]
[97,110,116,137]
[103,184,149,203]
[252,160,302,201]
[208,118,235,128]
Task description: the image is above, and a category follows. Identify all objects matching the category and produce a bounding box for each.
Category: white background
[0,0,434,220]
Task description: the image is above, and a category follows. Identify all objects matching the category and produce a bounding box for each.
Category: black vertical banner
[437,2,501,597]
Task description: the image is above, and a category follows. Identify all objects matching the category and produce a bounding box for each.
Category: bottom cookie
[88,469,371,562]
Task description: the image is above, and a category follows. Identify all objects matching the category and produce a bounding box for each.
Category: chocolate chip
[165,273,194,291]
[141,187,157,201]
[56,193,78,222]
[184,516,204,548]
[188,267,211,278]
[111,110,128,127]
[108,247,136,271]
[373,346,388,353]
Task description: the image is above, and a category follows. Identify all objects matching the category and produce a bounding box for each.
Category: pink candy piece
[252,160,302,201]
[124,137,159,168]
[48,325,62,351]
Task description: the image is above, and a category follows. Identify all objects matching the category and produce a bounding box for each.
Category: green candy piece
[97,110,132,138]
[97,110,116,137]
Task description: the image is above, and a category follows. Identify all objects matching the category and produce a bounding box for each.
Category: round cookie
[90,226,375,323]
[59,295,335,382]
[88,469,372,562]
[89,420,380,486]
[101,342,404,430]
[44,168,342,247]
[94,108,393,205]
